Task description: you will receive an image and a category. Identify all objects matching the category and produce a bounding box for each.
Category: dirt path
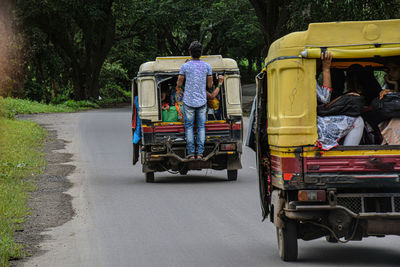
[11,113,88,266]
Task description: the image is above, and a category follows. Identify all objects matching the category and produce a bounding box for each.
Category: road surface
[25,108,400,266]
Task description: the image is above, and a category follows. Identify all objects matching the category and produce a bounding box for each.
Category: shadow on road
[299,243,400,266]
[151,174,229,184]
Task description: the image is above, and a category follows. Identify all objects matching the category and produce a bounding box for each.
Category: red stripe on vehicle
[153,123,230,133]
[304,155,400,173]
[232,123,242,130]
[271,155,302,173]
[142,126,153,133]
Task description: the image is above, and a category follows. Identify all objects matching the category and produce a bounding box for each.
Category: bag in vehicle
[317,94,363,117]
[371,92,400,119]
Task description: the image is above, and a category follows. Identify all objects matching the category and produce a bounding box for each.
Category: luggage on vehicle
[371,92,400,118]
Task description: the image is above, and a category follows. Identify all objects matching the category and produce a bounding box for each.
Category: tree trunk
[249,0,291,55]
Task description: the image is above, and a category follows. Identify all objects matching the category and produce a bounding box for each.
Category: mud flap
[227,157,242,170]
[254,70,270,220]
[133,143,139,165]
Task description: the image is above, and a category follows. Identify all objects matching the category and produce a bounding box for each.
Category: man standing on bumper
[176,41,213,160]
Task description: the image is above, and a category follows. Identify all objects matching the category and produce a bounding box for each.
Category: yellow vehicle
[247,19,400,261]
[132,56,243,182]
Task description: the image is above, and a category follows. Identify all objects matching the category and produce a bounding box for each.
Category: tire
[145,172,155,183]
[276,220,298,261]
[179,169,188,175]
[227,170,238,181]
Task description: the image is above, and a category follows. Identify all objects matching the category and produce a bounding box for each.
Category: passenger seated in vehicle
[374,59,400,145]
[169,83,184,121]
[161,87,170,111]
[330,68,345,100]
[207,74,223,120]
[315,53,365,150]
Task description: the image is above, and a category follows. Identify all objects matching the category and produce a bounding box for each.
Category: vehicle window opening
[316,56,400,147]
[157,73,227,122]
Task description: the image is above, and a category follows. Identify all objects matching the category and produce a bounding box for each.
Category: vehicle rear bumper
[285,192,400,219]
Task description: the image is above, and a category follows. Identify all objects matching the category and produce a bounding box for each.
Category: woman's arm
[211,75,224,98]
[321,52,332,89]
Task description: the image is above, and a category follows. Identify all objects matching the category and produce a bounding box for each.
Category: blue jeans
[183,103,207,156]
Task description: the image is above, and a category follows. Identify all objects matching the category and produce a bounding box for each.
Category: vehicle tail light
[221,143,236,151]
[142,125,153,133]
[232,121,241,130]
[298,190,326,202]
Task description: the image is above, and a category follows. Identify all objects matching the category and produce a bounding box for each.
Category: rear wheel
[145,172,155,183]
[227,170,238,181]
[276,220,298,261]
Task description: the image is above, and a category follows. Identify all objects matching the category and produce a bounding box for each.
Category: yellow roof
[139,55,239,74]
[266,19,400,64]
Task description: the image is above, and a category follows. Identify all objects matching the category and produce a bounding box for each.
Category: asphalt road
[25,108,400,267]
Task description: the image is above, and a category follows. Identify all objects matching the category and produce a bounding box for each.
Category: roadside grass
[0,117,46,266]
[0,96,94,266]
[0,97,99,119]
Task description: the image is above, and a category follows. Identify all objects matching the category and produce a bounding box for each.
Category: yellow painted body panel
[267,58,317,146]
[266,19,400,64]
[269,146,299,158]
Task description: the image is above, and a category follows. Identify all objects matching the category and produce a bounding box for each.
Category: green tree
[249,0,400,56]
[109,0,264,83]
[17,0,116,100]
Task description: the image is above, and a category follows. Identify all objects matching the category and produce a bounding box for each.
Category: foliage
[0,117,46,266]
[110,0,263,83]
[250,0,400,57]
[99,60,130,102]
[16,0,117,100]
[12,0,400,100]
[287,0,400,32]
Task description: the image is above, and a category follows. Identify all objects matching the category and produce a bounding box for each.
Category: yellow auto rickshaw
[247,19,400,261]
[132,55,243,182]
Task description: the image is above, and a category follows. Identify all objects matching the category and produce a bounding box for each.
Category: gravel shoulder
[11,113,90,266]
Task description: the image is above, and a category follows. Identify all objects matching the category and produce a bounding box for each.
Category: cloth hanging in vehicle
[315,84,358,150]
[317,94,363,117]
[316,115,357,150]
[380,118,400,145]
[174,87,184,121]
[132,96,141,144]
[371,92,400,119]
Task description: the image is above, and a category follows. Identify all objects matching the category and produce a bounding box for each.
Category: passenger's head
[384,60,400,82]
[161,86,169,101]
[188,41,202,59]
[331,68,345,100]
[346,64,366,94]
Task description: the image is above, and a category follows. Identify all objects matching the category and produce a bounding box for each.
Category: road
[25,108,400,267]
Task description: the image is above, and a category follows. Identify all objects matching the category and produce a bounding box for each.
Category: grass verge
[0,97,99,119]
[0,117,46,266]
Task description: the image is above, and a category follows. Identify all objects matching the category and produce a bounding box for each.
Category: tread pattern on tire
[145,172,155,183]
[227,170,238,181]
[277,220,298,261]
